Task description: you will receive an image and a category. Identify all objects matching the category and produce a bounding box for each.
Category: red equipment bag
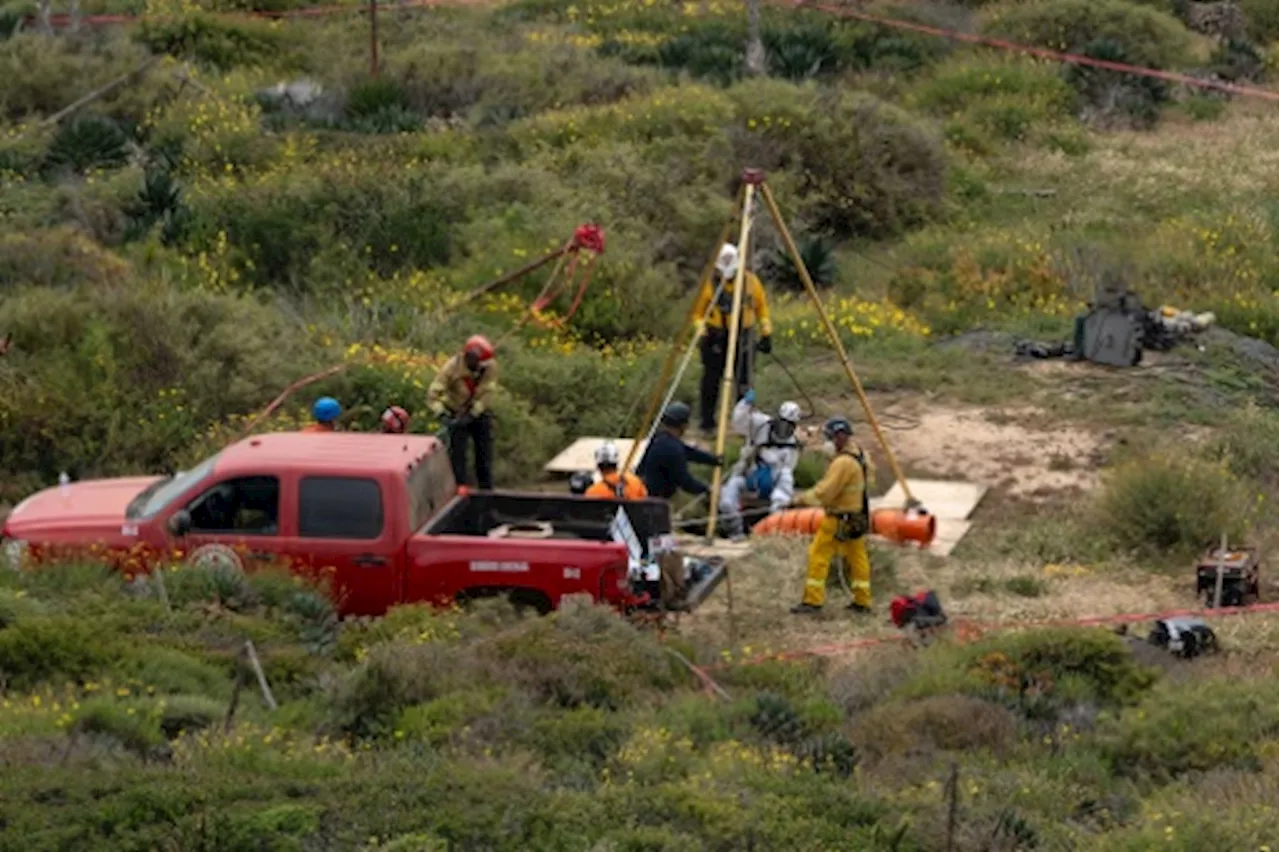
[890,590,947,629]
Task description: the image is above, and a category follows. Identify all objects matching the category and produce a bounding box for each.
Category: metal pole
[622,189,746,476]
[705,180,757,543]
[1212,531,1227,608]
[369,0,380,77]
[758,182,918,509]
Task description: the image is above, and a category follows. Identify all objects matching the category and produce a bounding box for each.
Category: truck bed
[405,491,674,611]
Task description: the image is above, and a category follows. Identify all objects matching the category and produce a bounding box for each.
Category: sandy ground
[875,402,1105,498]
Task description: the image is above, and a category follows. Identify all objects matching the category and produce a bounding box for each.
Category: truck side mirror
[168,510,192,538]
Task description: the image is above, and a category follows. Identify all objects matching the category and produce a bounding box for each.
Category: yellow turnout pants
[802,516,871,608]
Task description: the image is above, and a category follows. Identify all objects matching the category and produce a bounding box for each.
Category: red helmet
[464,335,495,361]
[380,405,410,434]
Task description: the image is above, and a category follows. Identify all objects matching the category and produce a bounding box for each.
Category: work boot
[790,602,822,615]
[846,602,872,615]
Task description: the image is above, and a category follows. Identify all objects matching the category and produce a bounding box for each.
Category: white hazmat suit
[719,395,801,539]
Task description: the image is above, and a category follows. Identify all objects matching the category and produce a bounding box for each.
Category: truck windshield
[127,453,222,519]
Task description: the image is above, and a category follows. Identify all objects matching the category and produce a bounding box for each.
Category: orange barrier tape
[700,601,1279,671]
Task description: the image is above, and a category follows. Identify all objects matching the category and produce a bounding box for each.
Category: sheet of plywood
[926,518,973,558]
[873,479,987,521]
[674,536,754,562]
[544,437,648,474]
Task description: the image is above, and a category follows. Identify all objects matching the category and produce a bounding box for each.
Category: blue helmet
[312,396,342,423]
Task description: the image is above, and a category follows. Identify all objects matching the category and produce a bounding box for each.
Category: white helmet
[714,243,740,280]
[778,401,802,423]
[594,441,620,467]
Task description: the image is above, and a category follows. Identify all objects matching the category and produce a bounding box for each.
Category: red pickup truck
[1,432,715,616]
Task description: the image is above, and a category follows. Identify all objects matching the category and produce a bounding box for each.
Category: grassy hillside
[1,0,1278,847]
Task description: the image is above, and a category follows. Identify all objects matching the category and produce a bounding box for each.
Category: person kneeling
[718,390,801,541]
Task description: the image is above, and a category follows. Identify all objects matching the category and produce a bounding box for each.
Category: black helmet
[822,416,853,439]
[660,401,692,427]
[568,471,594,495]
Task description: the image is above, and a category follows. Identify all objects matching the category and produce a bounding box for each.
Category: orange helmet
[380,405,410,434]
[464,335,495,362]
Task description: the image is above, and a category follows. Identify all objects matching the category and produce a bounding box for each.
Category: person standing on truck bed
[585,441,648,500]
[637,402,722,501]
[692,243,774,435]
[303,397,342,433]
[428,335,497,490]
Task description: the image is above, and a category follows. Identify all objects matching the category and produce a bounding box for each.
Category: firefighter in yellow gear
[789,416,872,615]
[691,243,773,433]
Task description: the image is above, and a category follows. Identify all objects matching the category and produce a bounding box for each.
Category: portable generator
[1194,545,1259,608]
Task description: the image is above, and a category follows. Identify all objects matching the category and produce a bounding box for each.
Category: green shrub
[0,615,116,690]
[1101,678,1278,779]
[166,562,256,611]
[1238,0,1279,42]
[136,14,290,70]
[118,647,230,697]
[330,641,449,738]
[850,695,1019,761]
[72,697,165,757]
[982,0,1194,70]
[0,33,159,124]
[0,279,319,496]
[1065,39,1168,128]
[1209,37,1266,81]
[0,588,47,629]
[486,602,681,710]
[397,688,505,746]
[902,628,1158,719]
[158,693,225,738]
[1095,452,1251,555]
[1204,404,1279,485]
[43,114,130,175]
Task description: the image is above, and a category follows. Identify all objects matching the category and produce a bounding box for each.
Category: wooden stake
[704,181,756,543]
[244,640,278,711]
[945,762,959,852]
[1213,531,1228,608]
[369,0,380,77]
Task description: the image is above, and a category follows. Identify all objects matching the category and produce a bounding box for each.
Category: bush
[1065,39,1168,128]
[1095,452,1251,555]
[851,695,1020,761]
[0,279,319,496]
[728,80,947,239]
[1101,678,1278,779]
[1205,404,1279,486]
[0,34,159,124]
[118,647,230,697]
[42,114,130,175]
[72,697,165,757]
[982,0,1195,70]
[166,562,256,610]
[158,693,225,738]
[136,14,291,70]
[1238,0,1279,42]
[901,628,1158,720]
[0,615,116,690]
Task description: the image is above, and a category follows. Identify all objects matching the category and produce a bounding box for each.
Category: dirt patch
[870,403,1106,499]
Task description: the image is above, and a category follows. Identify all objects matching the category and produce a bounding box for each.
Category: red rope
[790,0,1279,101]
[700,600,1279,671]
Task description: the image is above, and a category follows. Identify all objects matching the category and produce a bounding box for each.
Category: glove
[714,454,725,467]
[743,388,756,405]
[756,335,773,354]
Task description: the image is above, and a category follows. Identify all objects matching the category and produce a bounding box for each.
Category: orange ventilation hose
[754,508,937,548]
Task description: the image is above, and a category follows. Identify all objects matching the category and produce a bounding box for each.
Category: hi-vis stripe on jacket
[692,271,773,335]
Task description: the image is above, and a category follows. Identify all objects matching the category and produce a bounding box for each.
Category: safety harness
[832,448,871,541]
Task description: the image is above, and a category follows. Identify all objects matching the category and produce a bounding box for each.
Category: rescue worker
[584,441,648,500]
[568,471,594,496]
[637,401,722,500]
[719,389,801,540]
[692,243,773,434]
[428,335,497,490]
[304,396,342,432]
[380,405,410,434]
[790,416,872,616]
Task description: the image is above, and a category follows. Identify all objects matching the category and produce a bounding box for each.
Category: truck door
[174,475,292,572]
[296,475,401,616]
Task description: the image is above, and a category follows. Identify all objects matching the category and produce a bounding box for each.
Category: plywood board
[873,479,987,521]
[544,437,648,474]
[925,518,973,558]
[674,536,754,562]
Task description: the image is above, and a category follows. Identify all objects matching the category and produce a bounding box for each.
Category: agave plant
[771,234,839,292]
[43,114,130,175]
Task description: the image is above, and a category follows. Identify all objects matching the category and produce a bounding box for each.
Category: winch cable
[765,350,817,419]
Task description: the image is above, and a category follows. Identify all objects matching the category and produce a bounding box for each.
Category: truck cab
[1,432,681,617]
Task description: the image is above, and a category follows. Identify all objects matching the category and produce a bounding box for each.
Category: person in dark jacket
[637,401,722,500]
